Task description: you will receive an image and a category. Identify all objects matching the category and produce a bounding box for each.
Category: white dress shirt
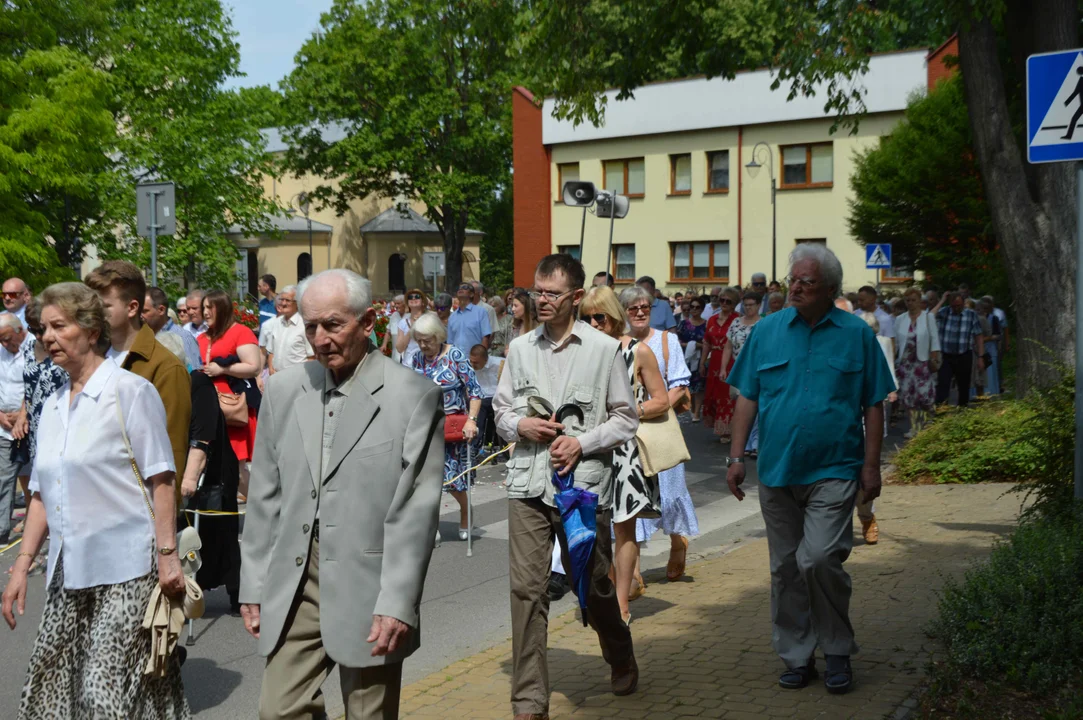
[472,355,503,398]
[0,335,28,440]
[30,359,175,589]
[267,312,313,371]
[184,321,208,339]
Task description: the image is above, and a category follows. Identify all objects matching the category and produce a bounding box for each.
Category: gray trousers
[0,437,23,541]
[758,478,861,668]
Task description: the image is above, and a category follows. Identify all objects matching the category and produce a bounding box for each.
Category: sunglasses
[581,313,608,325]
[752,281,767,286]
[407,293,422,300]
[719,298,735,305]
[2,292,23,299]
[627,305,651,316]
[435,305,450,311]
[689,304,703,310]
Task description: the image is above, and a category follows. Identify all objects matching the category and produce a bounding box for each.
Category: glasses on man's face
[435,305,450,312]
[407,293,422,300]
[627,304,650,316]
[528,289,573,304]
[2,292,23,299]
[752,281,767,287]
[787,276,819,289]
[581,313,607,326]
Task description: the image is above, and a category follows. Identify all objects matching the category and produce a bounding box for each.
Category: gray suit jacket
[239,351,445,667]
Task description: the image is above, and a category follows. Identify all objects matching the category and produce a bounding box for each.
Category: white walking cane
[465,441,474,558]
[185,472,204,647]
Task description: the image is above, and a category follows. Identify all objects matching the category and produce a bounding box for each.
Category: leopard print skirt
[18,554,191,719]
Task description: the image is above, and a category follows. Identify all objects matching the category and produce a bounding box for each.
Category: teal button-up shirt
[728,306,896,488]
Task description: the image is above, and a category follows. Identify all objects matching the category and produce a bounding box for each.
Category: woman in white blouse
[2,282,190,719]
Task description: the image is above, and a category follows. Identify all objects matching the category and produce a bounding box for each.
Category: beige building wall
[549,113,909,295]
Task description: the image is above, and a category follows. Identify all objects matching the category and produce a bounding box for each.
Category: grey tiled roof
[225,213,334,235]
[360,207,483,235]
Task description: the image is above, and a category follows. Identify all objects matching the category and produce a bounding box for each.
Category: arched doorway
[297,252,312,282]
[388,253,406,294]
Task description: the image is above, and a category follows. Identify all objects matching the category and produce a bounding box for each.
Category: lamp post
[293,192,313,279]
[745,142,777,283]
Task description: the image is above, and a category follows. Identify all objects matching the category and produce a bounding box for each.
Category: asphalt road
[0,417,905,718]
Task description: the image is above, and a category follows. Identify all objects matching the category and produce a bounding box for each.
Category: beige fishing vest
[504,325,619,508]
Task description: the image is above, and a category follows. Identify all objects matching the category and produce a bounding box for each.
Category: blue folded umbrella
[551,471,598,626]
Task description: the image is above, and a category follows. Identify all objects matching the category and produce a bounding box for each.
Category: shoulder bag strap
[660,330,670,383]
[115,388,155,521]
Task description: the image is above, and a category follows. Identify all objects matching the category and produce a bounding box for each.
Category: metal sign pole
[1076,162,1083,500]
[604,202,616,281]
[149,191,159,286]
[578,206,588,263]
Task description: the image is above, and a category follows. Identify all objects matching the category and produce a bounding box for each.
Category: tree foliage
[848,75,1009,301]
[282,0,516,292]
[0,0,282,296]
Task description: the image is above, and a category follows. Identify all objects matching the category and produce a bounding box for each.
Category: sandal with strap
[824,655,853,694]
[779,660,819,690]
[666,536,689,581]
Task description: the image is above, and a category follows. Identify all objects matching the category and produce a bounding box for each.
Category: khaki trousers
[259,535,403,720]
[508,497,633,716]
[758,478,861,669]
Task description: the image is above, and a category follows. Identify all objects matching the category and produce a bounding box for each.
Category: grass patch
[893,401,1042,484]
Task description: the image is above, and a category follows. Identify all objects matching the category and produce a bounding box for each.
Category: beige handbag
[633,351,691,476]
[216,390,249,427]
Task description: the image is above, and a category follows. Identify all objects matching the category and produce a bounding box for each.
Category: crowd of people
[0,252,1010,719]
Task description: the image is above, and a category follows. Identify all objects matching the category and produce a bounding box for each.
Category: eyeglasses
[752,281,767,287]
[581,313,608,325]
[435,305,450,312]
[458,284,473,292]
[626,304,651,316]
[528,289,573,303]
[719,298,735,305]
[689,304,703,310]
[2,292,23,299]
[786,276,819,289]
[407,293,422,300]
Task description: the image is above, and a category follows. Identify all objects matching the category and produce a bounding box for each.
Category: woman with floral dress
[676,295,708,421]
[720,291,763,456]
[411,312,482,543]
[893,287,940,437]
[701,287,741,441]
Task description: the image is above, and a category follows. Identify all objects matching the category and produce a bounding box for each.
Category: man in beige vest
[240,269,445,720]
[493,254,640,720]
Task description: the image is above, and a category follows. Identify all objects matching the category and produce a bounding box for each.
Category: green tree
[517,0,1077,393]
[281,0,516,292]
[848,75,1009,301]
[475,184,514,292]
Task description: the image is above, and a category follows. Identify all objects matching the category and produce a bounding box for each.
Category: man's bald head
[2,277,30,314]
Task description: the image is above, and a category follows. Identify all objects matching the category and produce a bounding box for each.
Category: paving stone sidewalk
[396,483,1022,719]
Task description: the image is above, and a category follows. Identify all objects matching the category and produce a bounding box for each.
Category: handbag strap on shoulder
[115,388,155,521]
[660,330,670,383]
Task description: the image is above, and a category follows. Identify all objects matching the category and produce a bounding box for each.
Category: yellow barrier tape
[0,537,23,554]
[443,445,512,487]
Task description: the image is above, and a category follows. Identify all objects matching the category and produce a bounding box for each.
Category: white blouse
[29,358,175,590]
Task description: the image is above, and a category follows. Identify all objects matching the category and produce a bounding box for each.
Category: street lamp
[293,191,313,279]
[745,142,777,283]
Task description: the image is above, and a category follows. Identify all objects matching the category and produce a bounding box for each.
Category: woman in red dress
[198,290,261,499]
[701,287,741,441]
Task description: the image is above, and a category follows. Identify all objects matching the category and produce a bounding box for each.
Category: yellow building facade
[517,50,928,294]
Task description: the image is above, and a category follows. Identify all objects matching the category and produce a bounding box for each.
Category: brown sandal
[666,536,690,581]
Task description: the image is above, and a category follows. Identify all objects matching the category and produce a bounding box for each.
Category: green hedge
[892,401,1043,484]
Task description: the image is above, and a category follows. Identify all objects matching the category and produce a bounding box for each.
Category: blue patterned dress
[412,344,484,492]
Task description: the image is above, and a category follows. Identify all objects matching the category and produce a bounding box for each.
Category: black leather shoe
[778,659,818,689]
[824,654,853,694]
[547,572,569,601]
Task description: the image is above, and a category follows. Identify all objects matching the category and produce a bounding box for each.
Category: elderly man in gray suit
[240,269,445,720]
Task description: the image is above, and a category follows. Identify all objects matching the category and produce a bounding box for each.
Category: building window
[706,150,729,193]
[881,265,915,283]
[669,154,692,195]
[557,163,580,202]
[670,241,730,282]
[557,245,581,261]
[297,252,312,282]
[603,158,645,197]
[612,245,636,282]
[795,238,827,245]
[780,143,833,189]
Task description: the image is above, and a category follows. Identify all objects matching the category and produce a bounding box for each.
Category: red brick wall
[512,86,551,288]
[927,34,959,89]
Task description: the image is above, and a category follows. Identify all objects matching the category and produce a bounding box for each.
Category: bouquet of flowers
[233,302,260,332]
[374,312,391,356]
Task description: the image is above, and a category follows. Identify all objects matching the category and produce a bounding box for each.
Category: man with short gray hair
[0,312,30,545]
[184,289,208,338]
[241,269,445,720]
[265,285,313,374]
[726,244,895,695]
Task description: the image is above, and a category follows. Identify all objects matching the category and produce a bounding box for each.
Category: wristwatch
[468,416,478,422]
[158,546,177,556]
[726,456,745,467]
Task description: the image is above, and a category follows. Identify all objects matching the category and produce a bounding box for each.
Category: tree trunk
[958,2,1077,393]
[441,204,468,293]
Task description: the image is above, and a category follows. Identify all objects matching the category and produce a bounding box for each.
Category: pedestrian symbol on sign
[865,243,892,269]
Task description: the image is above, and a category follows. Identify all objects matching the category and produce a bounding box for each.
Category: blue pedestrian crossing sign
[865,244,892,269]
[1027,48,1083,164]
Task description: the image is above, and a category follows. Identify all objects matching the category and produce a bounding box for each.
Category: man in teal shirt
[726,244,895,695]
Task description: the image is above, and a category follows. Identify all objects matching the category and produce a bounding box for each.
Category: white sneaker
[435,529,442,548]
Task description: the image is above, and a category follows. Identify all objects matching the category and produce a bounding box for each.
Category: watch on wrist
[468,416,478,422]
[726,456,745,467]
[158,546,177,556]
